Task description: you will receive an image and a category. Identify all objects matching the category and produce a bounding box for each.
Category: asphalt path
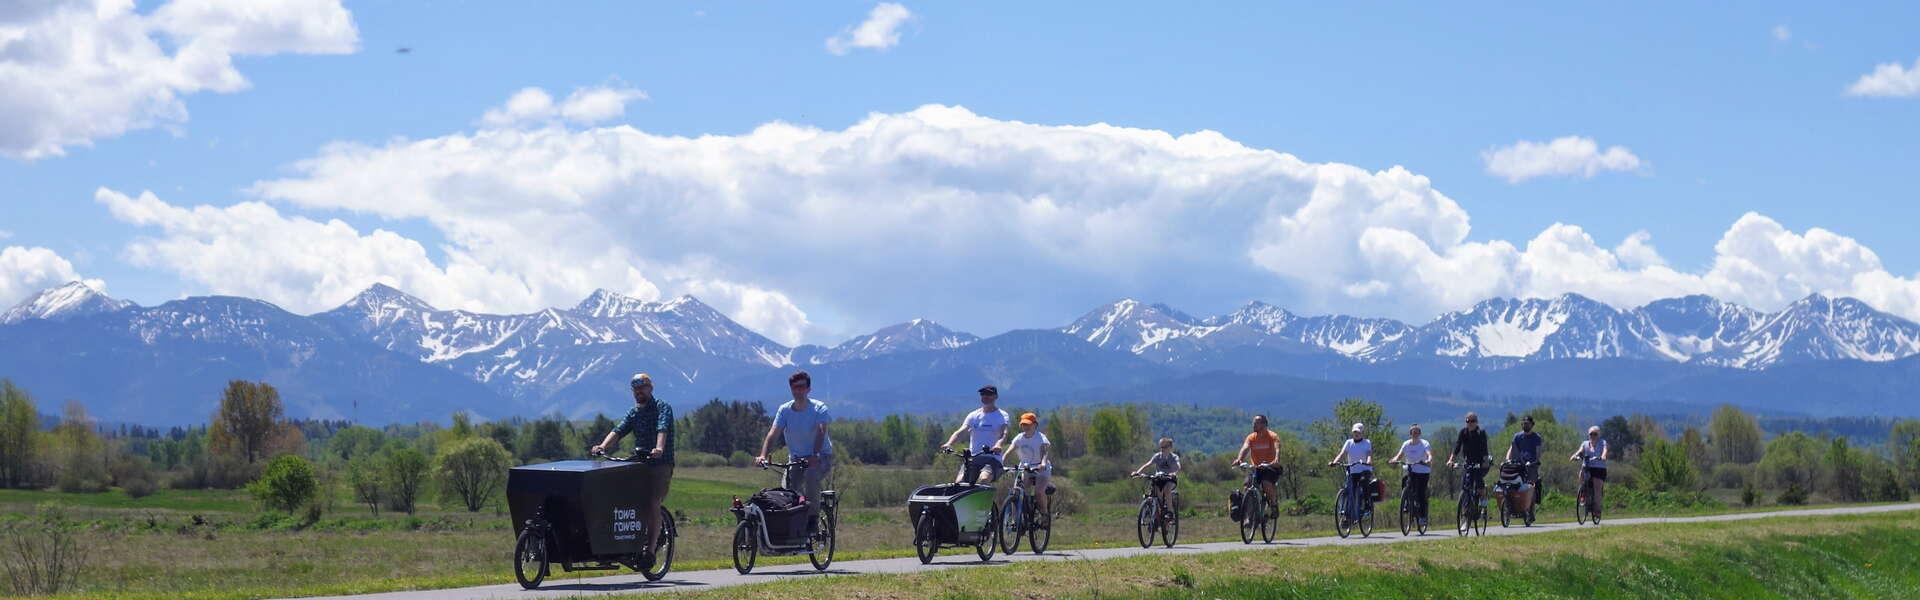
[295,503,1920,600]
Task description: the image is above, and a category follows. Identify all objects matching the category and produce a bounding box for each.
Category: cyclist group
[586,369,1613,567]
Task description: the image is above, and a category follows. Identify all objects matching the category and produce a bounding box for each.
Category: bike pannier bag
[1371,478,1387,502]
[1229,490,1246,521]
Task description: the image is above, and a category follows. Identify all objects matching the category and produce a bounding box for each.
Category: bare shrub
[2,505,85,596]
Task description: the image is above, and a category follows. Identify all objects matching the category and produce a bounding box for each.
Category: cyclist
[941,385,1011,485]
[1504,415,1545,506]
[1446,412,1491,510]
[1388,424,1433,528]
[1233,414,1283,516]
[589,372,675,569]
[1131,436,1181,513]
[1327,423,1374,521]
[754,370,834,523]
[1570,425,1610,519]
[1004,412,1053,520]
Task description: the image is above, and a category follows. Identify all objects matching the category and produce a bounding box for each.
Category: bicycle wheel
[1030,505,1052,554]
[975,507,998,562]
[1359,499,1374,538]
[731,520,757,575]
[641,508,675,581]
[1136,497,1157,549]
[808,504,836,571]
[1399,495,1411,536]
[1456,493,1471,537]
[1416,496,1428,535]
[1239,488,1258,544]
[1498,494,1511,528]
[1162,499,1180,548]
[1334,487,1351,539]
[1000,495,1024,555]
[913,512,937,565]
[1475,497,1488,536]
[1260,499,1276,543]
[513,528,549,589]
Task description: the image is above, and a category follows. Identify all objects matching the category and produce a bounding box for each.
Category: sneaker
[638,549,656,571]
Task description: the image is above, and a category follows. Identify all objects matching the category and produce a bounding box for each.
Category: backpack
[750,488,811,544]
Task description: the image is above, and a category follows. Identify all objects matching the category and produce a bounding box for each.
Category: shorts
[960,454,1004,483]
[639,462,673,503]
[1020,465,1053,490]
[1584,466,1608,482]
[1252,464,1282,484]
[1151,475,1178,491]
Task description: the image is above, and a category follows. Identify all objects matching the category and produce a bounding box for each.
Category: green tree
[380,445,430,515]
[1757,432,1822,494]
[1824,437,1865,502]
[54,401,106,492]
[517,418,569,462]
[248,454,318,513]
[1891,419,1920,495]
[1599,415,1642,458]
[326,426,385,463]
[437,437,514,512]
[1708,405,1764,465]
[1637,438,1696,492]
[346,456,383,514]
[1679,427,1712,470]
[210,380,285,464]
[1088,407,1136,456]
[1311,398,1391,451]
[0,380,39,488]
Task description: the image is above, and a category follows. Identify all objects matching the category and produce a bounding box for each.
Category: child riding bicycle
[1130,437,1182,513]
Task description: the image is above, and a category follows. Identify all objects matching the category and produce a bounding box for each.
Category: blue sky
[4,2,1920,344]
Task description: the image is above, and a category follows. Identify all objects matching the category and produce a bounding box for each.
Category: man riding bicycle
[1446,412,1491,509]
[755,370,834,523]
[941,385,1012,486]
[1004,412,1053,520]
[589,373,675,569]
[1131,437,1182,513]
[1233,414,1282,515]
[1388,424,1433,528]
[1505,415,1545,506]
[1327,423,1374,519]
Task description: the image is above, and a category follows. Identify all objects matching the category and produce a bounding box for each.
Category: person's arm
[1329,442,1349,466]
[593,429,622,454]
[1132,458,1154,476]
[987,413,1009,453]
[1600,441,1609,461]
[1503,438,1514,462]
[1390,441,1407,464]
[810,406,830,457]
[1169,454,1182,475]
[756,424,783,464]
[650,405,671,459]
[1038,440,1050,467]
[942,423,969,450]
[1234,439,1252,465]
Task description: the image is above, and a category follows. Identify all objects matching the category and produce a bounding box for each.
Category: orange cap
[1019,412,1037,425]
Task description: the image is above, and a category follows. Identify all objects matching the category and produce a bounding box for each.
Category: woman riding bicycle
[1234,414,1283,516]
[1005,413,1053,520]
[1326,423,1374,520]
[1571,425,1610,519]
[1387,424,1432,528]
[1130,437,1181,513]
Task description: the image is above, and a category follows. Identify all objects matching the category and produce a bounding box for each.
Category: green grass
[0,487,252,513]
[667,509,1920,599]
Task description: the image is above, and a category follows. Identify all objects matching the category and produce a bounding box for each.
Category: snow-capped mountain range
[4,280,1919,424]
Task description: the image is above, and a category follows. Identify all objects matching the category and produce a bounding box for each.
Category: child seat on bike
[1494,463,1534,511]
[749,488,811,545]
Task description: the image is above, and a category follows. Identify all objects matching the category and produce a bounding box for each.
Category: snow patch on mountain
[1,281,135,324]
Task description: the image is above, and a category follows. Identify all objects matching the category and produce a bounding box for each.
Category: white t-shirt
[1008,431,1050,472]
[1340,438,1373,473]
[1399,439,1432,474]
[965,407,1011,460]
[1578,439,1609,469]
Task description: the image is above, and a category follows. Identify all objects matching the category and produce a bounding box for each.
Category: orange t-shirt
[1245,430,1279,464]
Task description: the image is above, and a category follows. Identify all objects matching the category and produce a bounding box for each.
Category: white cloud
[0,245,97,307]
[1482,136,1643,184]
[1847,57,1920,98]
[479,83,647,128]
[84,101,1911,343]
[0,0,358,160]
[1771,24,1791,42]
[826,2,911,55]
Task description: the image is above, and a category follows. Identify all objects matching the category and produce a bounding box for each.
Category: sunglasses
[790,382,810,389]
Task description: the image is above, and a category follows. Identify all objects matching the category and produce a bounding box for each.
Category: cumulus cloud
[1482,136,1643,184]
[478,83,647,128]
[1771,24,1791,42]
[1847,57,1920,98]
[87,101,1916,342]
[0,0,358,160]
[0,245,97,307]
[826,2,911,55]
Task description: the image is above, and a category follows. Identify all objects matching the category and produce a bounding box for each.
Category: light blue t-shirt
[774,399,834,456]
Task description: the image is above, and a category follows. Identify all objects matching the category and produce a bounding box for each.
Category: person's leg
[803,455,832,522]
[643,464,672,555]
[1411,472,1428,520]
[1592,471,1605,516]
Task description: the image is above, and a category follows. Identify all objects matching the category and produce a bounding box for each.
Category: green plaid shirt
[612,398,675,464]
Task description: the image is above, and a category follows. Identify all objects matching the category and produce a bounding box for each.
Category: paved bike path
[296,503,1920,600]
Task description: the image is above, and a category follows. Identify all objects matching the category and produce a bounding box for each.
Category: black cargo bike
[508,450,678,589]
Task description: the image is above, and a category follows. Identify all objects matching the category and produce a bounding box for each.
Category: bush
[678,452,728,468]
[1710,463,1753,490]
[436,437,514,512]
[122,476,158,499]
[380,447,429,515]
[728,451,753,469]
[1778,483,1809,506]
[248,455,318,513]
[1,505,84,595]
[1741,482,1759,507]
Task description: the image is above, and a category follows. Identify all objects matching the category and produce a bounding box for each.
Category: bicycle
[1000,462,1054,555]
[1494,460,1538,528]
[1391,460,1431,536]
[1573,455,1603,526]
[729,457,837,574]
[511,450,678,589]
[1131,472,1179,549]
[1331,461,1375,539]
[1229,463,1277,544]
[1452,461,1488,537]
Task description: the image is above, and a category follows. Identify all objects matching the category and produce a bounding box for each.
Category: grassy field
[665,509,1920,599]
[0,464,1894,599]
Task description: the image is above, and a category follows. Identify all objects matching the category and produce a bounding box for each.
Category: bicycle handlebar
[761,457,811,471]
